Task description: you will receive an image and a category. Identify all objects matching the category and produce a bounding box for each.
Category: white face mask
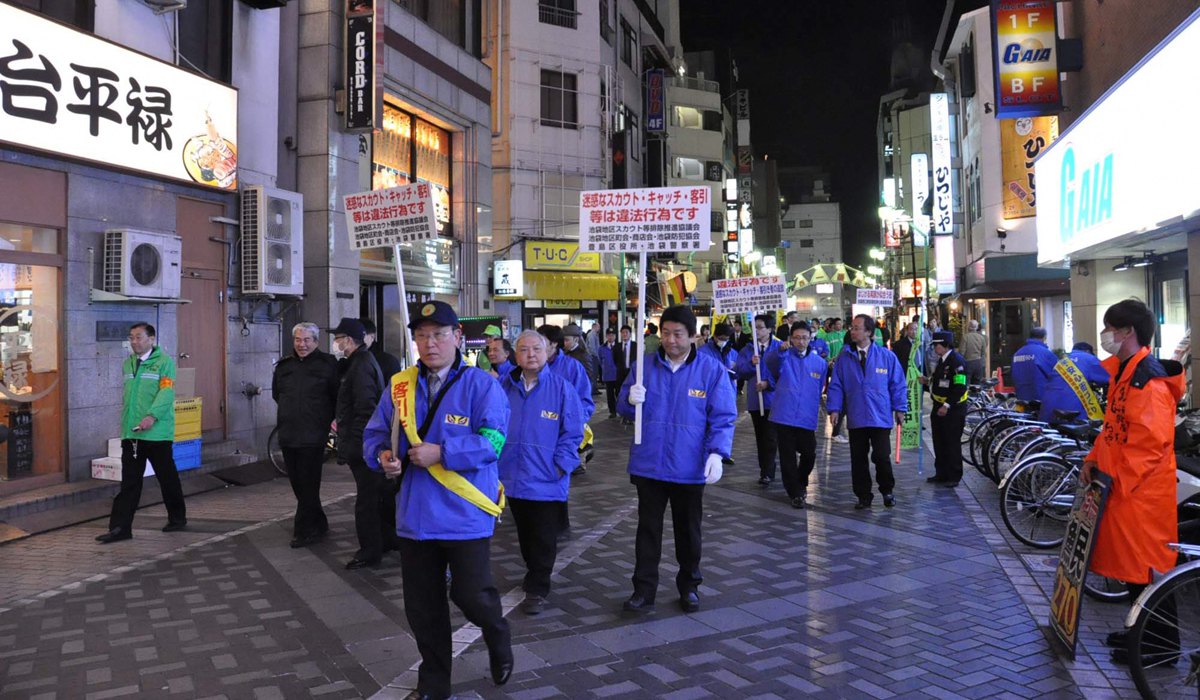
[1100,330,1123,355]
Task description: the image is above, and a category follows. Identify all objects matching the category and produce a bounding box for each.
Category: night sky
[680,0,948,265]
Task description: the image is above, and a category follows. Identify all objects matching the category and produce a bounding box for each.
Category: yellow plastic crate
[174,397,202,441]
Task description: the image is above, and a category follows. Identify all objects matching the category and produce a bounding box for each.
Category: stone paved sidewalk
[0,408,1144,699]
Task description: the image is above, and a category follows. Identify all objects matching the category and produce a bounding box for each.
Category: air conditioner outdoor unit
[103,229,183,299]
[241,185,304,296]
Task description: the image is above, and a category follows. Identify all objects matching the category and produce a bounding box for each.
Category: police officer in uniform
[921,330,968,486]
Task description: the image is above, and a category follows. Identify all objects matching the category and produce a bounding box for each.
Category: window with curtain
[540,70,578,129]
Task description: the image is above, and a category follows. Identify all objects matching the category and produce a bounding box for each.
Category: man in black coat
[361,318,402,382]
[272,322,339,548]
[613,324,638,388]
[331,317,389,569]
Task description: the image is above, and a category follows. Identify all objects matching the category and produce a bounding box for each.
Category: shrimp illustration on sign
[182,112,238,190]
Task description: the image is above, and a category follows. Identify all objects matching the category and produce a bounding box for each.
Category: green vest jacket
[122,346,177,441]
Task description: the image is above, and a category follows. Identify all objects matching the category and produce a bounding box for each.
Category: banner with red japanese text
[343,182,437,250]
[712,275,788,315]
[579,186,713,253]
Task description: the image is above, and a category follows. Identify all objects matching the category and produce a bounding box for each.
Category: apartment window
[674,106,702,129]
[628,112,639,160]
[782,220,796,229]
[10,0,91,30]
[599,0,613,43]
[177,0,232,83]
[800,239,814,248]
[397,0,482,54]
[798,219,814,228]
[539,0,577,29]
[620,19,636,69]
[675,158,703,181]
[540,70,578,128]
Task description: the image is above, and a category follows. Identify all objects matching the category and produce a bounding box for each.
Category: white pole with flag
[634,251,647,445]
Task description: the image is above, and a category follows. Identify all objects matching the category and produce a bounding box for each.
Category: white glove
[704,453,724,484]
[628,384,646,405]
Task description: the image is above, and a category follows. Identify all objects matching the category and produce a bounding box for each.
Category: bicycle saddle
[1058,421,1101,441]
[1053,409,1081,422]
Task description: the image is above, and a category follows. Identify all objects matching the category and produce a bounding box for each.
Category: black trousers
[508,497,564,597]
[776,424,817,499]
[930,404,967,483]
[399,537,511,699]
[283,445,328,538]
[605,381,619,416]
[848,427,895,501]
[966,359,985,385]
[631,475,704,601]
[749,411,778,480]
[348,457,397,560]
[109,439,186,532]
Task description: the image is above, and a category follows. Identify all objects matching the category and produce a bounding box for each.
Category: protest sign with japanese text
[856,288,895,307]
[343,182,437,250]
[712,275,788,315]
[579,186,713,253]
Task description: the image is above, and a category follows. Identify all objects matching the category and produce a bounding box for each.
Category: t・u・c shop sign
[0,3,239,190]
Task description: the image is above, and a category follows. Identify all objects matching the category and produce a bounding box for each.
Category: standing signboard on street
[712,275,787,413]
[1049,473,1113,658]
[580,185,712,443]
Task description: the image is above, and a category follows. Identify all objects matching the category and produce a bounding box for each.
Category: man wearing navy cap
[364,300,513,698]
[920,330,968,486]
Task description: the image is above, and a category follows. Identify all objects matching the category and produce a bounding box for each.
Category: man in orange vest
[1081,299,1183,666]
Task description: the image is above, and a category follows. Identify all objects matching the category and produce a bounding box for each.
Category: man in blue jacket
[761,321,829,509]
[736,313,783,485]
[1038,342,1110,423]
[698,322,738,389]
[363,301,513,698]
[827,314,908,509]
[499,330,585,616]
[1011,327,1058,402]
[538,324,595,523]
[618,305,737,615]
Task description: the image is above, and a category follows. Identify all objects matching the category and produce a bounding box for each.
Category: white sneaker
[832,434,849,444]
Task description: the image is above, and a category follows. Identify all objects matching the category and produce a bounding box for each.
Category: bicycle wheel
[1083,571,1130,603]
[968,413,1006,475]
[999,455,1077,548]
[962,406,988,466]
[977,416,1015,484]
[267,426,287,475]
[1129,562,1200,699]
[992,426,1046,483]
[986,423,1030,484]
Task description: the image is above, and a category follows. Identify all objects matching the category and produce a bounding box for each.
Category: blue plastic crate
[173,439,202,471]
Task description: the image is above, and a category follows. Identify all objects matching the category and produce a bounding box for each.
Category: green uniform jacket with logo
[122,346,176,441]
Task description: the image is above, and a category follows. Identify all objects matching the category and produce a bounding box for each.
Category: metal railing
[670,75,720,93]
[538,3,578,29]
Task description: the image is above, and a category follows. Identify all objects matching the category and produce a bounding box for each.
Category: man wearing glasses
[364,301,513,699]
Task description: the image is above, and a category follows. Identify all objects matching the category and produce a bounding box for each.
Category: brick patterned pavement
[0,407,1147,699]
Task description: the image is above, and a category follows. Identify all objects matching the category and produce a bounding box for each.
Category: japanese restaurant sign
[0,3,239,190]
[712,275,788,315]
[343,182,437,250]
[579,186,712,253]
[1001,116,1058,219]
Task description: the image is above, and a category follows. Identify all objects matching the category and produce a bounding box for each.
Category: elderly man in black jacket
[273,322,339,548]
[331,317,388,570]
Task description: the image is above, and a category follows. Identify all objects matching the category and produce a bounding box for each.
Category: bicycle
[1125,534,1200,699]
[267,426,338,476]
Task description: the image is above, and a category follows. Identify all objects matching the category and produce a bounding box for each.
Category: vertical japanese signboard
[345,0,382,131]
[645,69,665,131]
[1000,116,1058,219]
[0,3,238,190]
[911,153,930,245]
[992,0,1062,119]
[930,93,957,294]
[1050,474,1112,658]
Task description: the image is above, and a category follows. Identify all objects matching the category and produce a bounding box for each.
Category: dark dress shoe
[490,652,514,685]
[679,590,700,613]
[883,494,896,508]
[521,595,546,615]
[1111,646,1178,666]
[402,692,449,700]
[758,476,772,485]
[290,534,322,548]
[1106,630,1128,648]
[854,499,872,510]
[96,529,132,544]
[940,481,960,488]
[345,557,381,570]
[926,475,945,483]
[622,594,655,614]
[790,496,806,509]
[161,521,187,533]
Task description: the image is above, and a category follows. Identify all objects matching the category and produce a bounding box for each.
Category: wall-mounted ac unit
[241,185,304,296]
[103,229,183,299]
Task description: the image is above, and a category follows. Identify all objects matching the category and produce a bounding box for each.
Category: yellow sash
[391,366,505,517]
[1054,358,1105,420]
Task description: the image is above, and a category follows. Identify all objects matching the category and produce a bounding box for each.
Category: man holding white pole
[736,313,782,485]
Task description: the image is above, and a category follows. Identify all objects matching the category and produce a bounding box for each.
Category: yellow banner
[1054,357,1105,420]
[526,240,601,271]
[1000,116,1058,219]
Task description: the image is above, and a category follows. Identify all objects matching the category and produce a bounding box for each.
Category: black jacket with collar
[335,345,384,461]
[272,348,339,448]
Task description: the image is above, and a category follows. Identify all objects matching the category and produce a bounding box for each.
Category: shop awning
[524,271,619,301]
[953,278,1071,301]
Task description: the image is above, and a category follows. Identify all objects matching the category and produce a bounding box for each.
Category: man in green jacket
[96,323,187,543]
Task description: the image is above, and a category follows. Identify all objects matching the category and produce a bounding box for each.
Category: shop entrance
[988,299,1039,383]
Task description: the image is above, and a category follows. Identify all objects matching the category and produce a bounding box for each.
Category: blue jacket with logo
[498,366,585,502]
[1011,339,1058,402]
[827,343,908,430]
[762,345,828,430]
[1038,351,1111,423]
[547,351,595,421]
[809,336,830,361]
[734,337,782,413]
[617,347,737,484]
[598,343,617,382]
[363,355,510,540]
[697,338,738,386]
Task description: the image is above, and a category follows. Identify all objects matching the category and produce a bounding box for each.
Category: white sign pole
[634,251,648,445]
[753,315,766,414]
[392,243,412,369]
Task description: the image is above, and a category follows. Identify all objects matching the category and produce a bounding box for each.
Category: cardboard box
[91,457,123,481]
[174,368,196,400]
[107,438,122,459]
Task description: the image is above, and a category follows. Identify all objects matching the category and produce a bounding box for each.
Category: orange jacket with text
[1087,346,1182,584]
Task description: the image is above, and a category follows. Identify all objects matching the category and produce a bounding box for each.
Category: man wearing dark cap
[920,330,968,486]
[363,301,513,698]
[330,317,389,569]
[361,318,402,381]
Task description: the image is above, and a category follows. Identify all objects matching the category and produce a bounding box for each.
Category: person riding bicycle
[1037,342,1110,424]
[1080,299,1183,666]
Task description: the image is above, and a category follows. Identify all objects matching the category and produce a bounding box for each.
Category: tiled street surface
[0,408,1144,698]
